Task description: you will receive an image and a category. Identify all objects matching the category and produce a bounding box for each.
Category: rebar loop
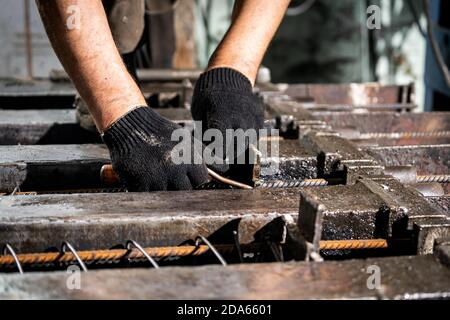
[195,236,228,266]
[126,240,160,269]
[2,244,23,274]
[61,242,88,272]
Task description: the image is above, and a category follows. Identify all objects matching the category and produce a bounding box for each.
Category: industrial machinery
[0,72,449,299]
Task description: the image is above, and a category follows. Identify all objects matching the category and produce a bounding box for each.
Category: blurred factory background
[0,0,448,111]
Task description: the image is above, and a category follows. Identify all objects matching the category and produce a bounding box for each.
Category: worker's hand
[191,68,264,169]
[102,107,208,192]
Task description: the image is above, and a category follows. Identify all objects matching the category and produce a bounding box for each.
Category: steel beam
[0,109,194,145]
[0,254,448,299]
[0,189,300,253]
[297,177,450,254]
[1,177,447,255]
[365,145,450,175]
[1,139,448,192]
[0,144,110,192]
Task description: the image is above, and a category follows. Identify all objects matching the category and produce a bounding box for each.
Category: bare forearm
[208,0,290,85]
[36,0,146,131]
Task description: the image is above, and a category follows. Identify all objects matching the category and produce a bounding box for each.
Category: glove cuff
[102,106,176,156]
[195,67,252,92]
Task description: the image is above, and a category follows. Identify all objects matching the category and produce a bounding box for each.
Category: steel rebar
[259,179,329,189]
[359,131,450,140]
[416,175,450,184]
[0,239,394,269]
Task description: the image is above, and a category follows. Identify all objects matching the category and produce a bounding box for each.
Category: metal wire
[2,244,23,274]
[268,241,284,262]
[61,242,88,272]
[126,240,159,269]
[9,186,20,196]
[207,168,253,190]
[195,236,227,266]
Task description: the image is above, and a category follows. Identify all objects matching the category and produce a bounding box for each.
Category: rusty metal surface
[260,139,318,182]
[365,145,450,176]
[280,83,414,105]
[297,177,449,253]
[0,254,449,300]
[299,179,401,241]
[411,183,445,197]
[427,197,450,216]
[373,144,450,192]
[315,112,450,134]
[0,163,27,194]
[300,131,383,182]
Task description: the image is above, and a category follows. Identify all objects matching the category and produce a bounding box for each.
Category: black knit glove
[191,68,264,169]
[102,107,208,192]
